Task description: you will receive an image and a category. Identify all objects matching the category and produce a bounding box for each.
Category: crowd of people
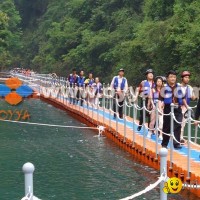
[67,69,103,107]
[11,66,199,149]
[66,68,198,149]
[11,68,35,76]
[111,68,196,149]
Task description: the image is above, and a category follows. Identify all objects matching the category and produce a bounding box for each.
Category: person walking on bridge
[76,70,85,106]
[161,70,183,149]
[179,71,196,143]
[85,72,95,105]
[68,69,78,86]
[111,68,128,119]
[68,69,78,104]
[92,77,102,108]
[137,69,154,131]
[84,72,94,87]
[148,76,164,140]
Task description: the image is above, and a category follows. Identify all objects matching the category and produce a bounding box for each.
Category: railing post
[128,103,131,117]
[116,93,118,136]
[155,100,159,159]
[87,97,89,117]
[106,84,109,109]
[103,83,105,124]
[159,148,168,200]
[22,162,35,200]
[97,99,100,125]
[187,107,192,178]
[170,103,175,169]
[109,95,111,131]
[133,102,136,147]
[123,98,127,142]
[194,124,198,143]
[78,87,81,111]
[142,98,146,152]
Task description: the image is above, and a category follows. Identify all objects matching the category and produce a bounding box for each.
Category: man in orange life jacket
[161,70,183,149]
[111,68,128,119]
[68,69,78,104]
[137,69,154,131]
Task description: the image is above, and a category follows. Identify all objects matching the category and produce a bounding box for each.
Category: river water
[0,99,197,199]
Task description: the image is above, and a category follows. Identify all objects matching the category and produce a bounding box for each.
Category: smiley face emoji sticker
[163,177,182,194]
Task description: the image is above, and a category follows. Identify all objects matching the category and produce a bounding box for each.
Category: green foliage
[1,0,200,85]
[0,0,21,68]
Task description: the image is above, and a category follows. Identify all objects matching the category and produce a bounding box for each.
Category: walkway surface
[27,82,200,197]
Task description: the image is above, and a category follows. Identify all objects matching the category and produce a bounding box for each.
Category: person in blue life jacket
[84,72,94,87]
[68,69,78,86]
[111,68,128,119]
[68,69,78,104]
[137,69,154,131]
[161,70,183,149]
[92,77,102,108]
[76,70,85,106]
[148,76,164,140]
[180,71,196,143]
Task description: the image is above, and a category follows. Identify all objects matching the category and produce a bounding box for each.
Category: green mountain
[1,0,200,85]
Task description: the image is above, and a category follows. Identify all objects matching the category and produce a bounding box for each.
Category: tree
[0,0,22,68]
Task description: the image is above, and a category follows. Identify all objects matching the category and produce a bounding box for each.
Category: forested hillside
[1,0,200,85]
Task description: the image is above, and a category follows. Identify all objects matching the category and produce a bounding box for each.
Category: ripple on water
[0,99,197,200]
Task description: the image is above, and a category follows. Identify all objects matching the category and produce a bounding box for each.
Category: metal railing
[11,72,200,181]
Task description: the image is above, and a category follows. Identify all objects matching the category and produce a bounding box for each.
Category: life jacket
[152,89,160,104]
[69,74,77,85]
[85,78,94,86]
[113,76,126,90]
[179,85,192,105]
[89,79,94,86]
[77,76,85,87]
[140,80,154,96]
[163,83,183,105]
[93,83,102,94]
[185,85,192,105]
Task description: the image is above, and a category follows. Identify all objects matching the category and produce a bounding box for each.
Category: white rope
[189,105,197,109]
[172,114,195,125]
[157,108,171,116]
[190,117,200,123]
[183,135,200,140]
[172,113,184,125]
[0,119,105,132]
[144,106,153,113]
[158,128,171,136]
[119,172,167,200]
[134,104,144,111]
[146,127,156,132]
[183,183,200,189]
[125,100,134,108]
[172,135,187,145]
[189,140,200,148]
[115,98,124,108]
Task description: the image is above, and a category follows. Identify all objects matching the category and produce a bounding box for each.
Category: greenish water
[0,99,197,199]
